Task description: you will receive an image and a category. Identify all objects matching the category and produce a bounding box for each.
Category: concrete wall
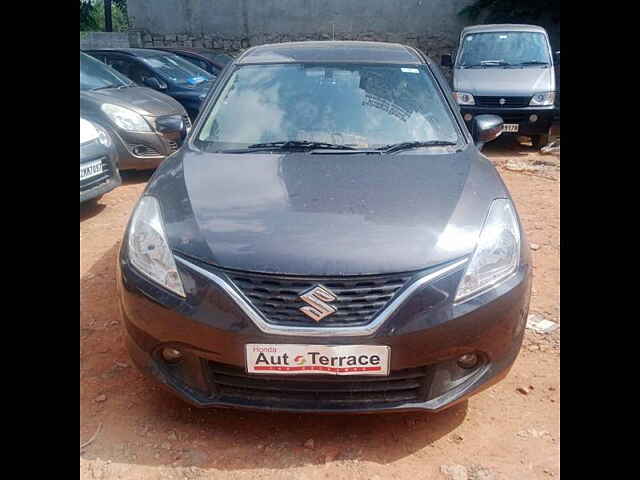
[127,0,477,58]
[80,32,132,49]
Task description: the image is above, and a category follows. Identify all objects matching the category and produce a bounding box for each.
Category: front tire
[532,134,549,150]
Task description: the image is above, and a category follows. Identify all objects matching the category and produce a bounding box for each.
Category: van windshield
[196,63,460,151]
[457,32,550,67]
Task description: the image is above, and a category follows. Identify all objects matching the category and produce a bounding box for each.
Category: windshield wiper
[516,61,549,66]
[378,141,458,153]
[92,84,123,91]
[246,140,358,151]
[480,60,512,67]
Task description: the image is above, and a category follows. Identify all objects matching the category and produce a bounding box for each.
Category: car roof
[83,48,173,58]
[461,24,548,35]
[236,41,424,65]
[150,47,230,65]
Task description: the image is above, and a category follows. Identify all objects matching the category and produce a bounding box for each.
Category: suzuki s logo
[299,285,337,322]
[499,98,506,105]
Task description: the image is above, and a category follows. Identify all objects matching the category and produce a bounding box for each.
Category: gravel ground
[80,135,559,480]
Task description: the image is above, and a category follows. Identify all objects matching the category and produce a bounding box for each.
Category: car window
[178,53,210,73]
[80,52,132,91]
[457,32,551,66]
[197,63,460,150]
[140,54,213,85]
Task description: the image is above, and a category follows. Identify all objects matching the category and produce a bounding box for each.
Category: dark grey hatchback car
[117,41,531,413]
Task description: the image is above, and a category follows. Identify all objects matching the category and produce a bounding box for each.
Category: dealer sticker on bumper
[246,344,390,376]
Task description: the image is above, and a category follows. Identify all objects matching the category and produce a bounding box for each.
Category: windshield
[80,52,131,91]
[141,54,213,85]
[196,63,460,150]
[457,31,551,67]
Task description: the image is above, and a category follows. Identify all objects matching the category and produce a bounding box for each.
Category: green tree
[79,0,128,32]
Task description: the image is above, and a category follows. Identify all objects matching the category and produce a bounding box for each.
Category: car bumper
[110,128,184,171]
[80,174,121,203]
[80,153,122,203]
[117,251,531,413]
[460,105,555,136]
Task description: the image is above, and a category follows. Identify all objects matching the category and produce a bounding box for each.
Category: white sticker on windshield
[499,35,508,39]
[401,68,419,73]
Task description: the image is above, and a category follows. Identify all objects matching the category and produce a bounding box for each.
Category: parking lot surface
[80,135,559,480]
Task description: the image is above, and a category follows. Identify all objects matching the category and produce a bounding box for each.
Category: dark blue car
[85,48,215,121]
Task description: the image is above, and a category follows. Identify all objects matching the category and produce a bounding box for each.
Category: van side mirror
[144,77,167,91]
[472,114,503,150]
[441,54,453,67]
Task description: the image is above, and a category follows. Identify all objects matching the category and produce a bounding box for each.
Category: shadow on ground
[80,244,468,470]
[121,170,154,186]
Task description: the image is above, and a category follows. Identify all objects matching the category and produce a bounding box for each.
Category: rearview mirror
[441,54,453,67]
[143,77,167,91]
[472,114,503,150]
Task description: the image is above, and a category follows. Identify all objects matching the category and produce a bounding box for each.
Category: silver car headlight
[94,123,112,148]
[128,196,186,297]
[529,92,555,106]
[453,92,475,105]
[455,198,521,302]
[101,103,152,132]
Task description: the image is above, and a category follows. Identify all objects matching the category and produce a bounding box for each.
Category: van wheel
[531,135,549,150]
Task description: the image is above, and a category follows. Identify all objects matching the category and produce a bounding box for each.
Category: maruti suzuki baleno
[117,41,532,413]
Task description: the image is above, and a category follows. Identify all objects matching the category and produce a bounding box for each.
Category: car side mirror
[144,77,167,91]
[441,54,453,67]
[554,50,560,64]
[472,114,503,150]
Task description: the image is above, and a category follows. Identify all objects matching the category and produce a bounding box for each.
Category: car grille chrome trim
[174,255,468,337]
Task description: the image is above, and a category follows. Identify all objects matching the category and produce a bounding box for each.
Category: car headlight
[455,198,521,302]
[127,196,186,297]
[94,123,112,148]
[529,92,555,106]
[101,104,152,132]
[453,92,475,105]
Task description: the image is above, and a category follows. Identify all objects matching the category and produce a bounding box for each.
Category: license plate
[80,160,103,181]
[246,344,390,376]
[503,123,519,132]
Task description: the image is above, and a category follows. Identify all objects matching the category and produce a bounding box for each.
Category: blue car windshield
[457,32,551,67]
[196,63,460,150]
[141,54,213,86]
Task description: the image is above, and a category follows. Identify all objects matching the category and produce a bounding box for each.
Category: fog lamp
[457,353,478,369]
[464,113,473,122]
[529,114,538,123]
[162,347,183,363]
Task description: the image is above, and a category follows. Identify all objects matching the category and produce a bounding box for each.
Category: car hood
[147,148,509,276]
[80,86,184,117]
[454,66,554,97]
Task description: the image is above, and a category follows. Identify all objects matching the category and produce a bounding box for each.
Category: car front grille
[80,156,112,192]
[207,361,430,408]
[475,96,531,108]
[224,270,413,327]
[183,115,192,129]
[168,140,179,152]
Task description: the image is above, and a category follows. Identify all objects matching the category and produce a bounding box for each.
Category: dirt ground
[80,135,559,480]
